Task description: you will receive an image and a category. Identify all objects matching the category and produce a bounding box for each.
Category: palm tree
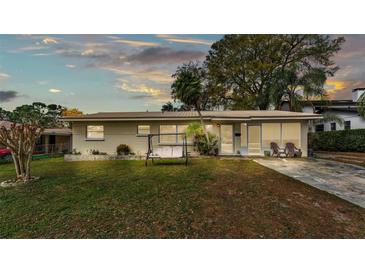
[358,92,365,118]
[171,62,210,144]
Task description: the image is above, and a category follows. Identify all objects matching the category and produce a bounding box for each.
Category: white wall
[306,110,365,132]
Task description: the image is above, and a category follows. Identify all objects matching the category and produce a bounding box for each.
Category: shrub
[89,149,100,155]
[116,144,131,155]
[187,122,219,155]
[308,129,365,152]
[72,149,81,155]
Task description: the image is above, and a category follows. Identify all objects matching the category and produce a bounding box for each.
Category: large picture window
[159,124,191,143]
[159,125,177,143]
[177,125,190,143]
[282,123,301,147]
[86,125,104,140]
[262,123,281,148]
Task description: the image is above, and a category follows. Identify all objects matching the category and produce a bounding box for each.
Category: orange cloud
[325,80,347,94]
[113,39,160,47]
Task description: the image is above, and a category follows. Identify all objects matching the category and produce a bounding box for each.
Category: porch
[216,121,307,157]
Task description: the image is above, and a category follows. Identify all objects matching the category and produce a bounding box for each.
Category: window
[282,123,301,147]
[344,121,351,130]
[86,125,104,140]
[240,123,247,147]
[331,123,336,131]
[262,123,281,148]
[315,124,324,132]
[177,125,192,143]
[159,125,177,143]
[137,125,150,135]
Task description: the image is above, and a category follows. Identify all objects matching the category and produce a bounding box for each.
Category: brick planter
[64,154,144,161]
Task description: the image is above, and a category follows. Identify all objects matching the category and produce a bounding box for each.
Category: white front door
[220,124,234,154]
[248,125,261,155]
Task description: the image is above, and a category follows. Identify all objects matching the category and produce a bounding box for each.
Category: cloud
[10,45,47,52]
[49,88,62,93]
[32,53,53,56]
[126,47,206,64]
[41,37,59,45]
[105,66,172,84]
[0,73,10,80]
[128,94,152,100]
[157,34,213,45]
[37,80,48,85]
[118,81,170,102]
[325,80,346,94]
[0,90,19,102]
[113,39,160,47]
[65,64,76,69]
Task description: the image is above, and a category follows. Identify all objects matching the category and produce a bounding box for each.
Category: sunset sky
[0,34,363,113]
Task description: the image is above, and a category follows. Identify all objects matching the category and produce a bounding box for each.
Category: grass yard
[0,158,365,238]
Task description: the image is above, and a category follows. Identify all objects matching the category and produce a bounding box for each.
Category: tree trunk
[11,152,21,178]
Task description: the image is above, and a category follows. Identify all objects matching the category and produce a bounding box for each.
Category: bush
[187,122,219,155]
[116,144,131,155]
[308,129,365,152]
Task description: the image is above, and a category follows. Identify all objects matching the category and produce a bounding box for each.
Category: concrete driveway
[254,158,365,208]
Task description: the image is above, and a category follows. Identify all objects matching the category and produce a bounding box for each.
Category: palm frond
[357,92,365,118]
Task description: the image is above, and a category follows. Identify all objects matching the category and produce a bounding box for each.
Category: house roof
[0,121,71,135]
[302,100,357,107]
[43,128,72,135]
[61,110,321,121]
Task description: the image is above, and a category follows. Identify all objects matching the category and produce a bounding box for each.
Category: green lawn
[1,158,364,238]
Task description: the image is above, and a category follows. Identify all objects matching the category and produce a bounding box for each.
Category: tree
[0,102,69,183]
[61,107,83,116]
[11,102,65,128]
[205,35,345,110]
[0,107,11,120]
[161,102,175,112]
[358,92,365,118]
[271,65,328,111]
[0,109,45,183]
[171,62,210,143]
[0,124,43,182]
[161,101,192,112]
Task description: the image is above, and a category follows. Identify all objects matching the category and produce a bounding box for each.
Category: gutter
[61,116,322,122]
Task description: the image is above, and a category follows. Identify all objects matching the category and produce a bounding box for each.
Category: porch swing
[144,133,188,166]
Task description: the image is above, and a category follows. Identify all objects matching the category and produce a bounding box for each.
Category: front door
[220,124,233,154]
[248,125,261,155]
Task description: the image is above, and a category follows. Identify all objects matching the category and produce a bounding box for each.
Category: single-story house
[61,110,321,157]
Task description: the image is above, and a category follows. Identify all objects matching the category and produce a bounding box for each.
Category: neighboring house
[0,120,72,153]
[35,128,72,154]
[282,88,365,132]
[61,110,320,157]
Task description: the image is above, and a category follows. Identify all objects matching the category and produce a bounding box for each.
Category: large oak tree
[205,34,345,110]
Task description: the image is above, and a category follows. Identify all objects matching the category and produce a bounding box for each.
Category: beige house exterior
[61,110,321,157]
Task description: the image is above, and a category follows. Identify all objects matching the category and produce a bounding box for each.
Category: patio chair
[285,142,302,158]
[270,142,286,157]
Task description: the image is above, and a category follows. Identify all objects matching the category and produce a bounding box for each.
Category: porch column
[44,135,50,153]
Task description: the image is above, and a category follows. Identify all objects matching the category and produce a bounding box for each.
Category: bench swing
[144,133,189,166]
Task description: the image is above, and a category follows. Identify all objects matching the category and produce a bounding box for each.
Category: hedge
[308,129,365,152]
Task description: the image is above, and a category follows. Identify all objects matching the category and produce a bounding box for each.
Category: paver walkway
[254,158,365,208]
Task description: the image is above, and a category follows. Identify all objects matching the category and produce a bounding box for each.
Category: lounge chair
[285,143,302,158]
[270,142,286,157]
